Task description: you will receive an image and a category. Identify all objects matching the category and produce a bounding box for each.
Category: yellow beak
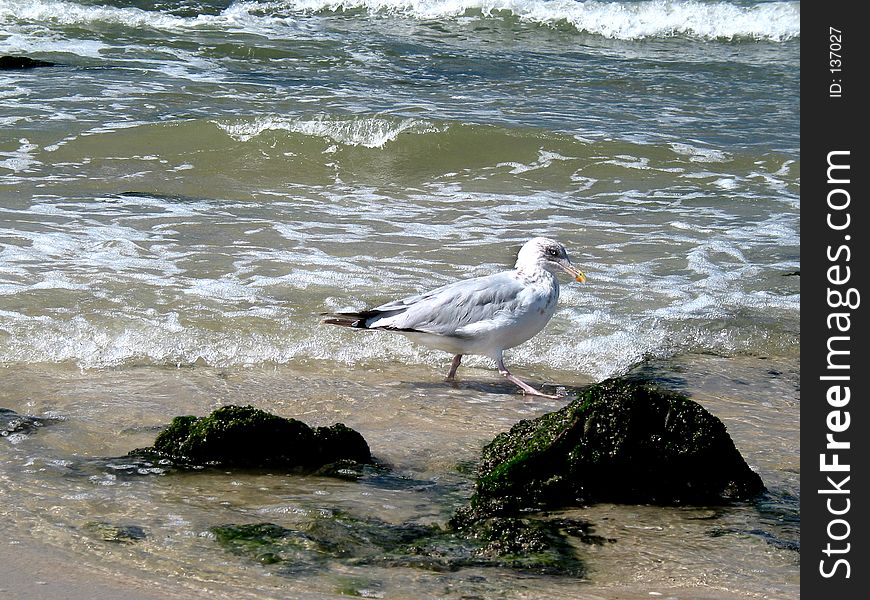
[560,263,586,283]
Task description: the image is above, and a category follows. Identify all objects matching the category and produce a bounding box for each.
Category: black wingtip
[320,310,383,329]
[321,316,363,328]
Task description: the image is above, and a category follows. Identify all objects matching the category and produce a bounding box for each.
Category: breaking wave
[0,0,800,41]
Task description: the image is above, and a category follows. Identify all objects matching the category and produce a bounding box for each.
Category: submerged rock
[0,56,56,70]
[1,407,54,441]
[84,521,147,544]
[212,515,434,573]
[461,378,764,519]
[137,405,372,470]
[211,510,593,577]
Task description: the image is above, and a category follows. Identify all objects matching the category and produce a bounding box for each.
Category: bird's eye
[547,247,559,257]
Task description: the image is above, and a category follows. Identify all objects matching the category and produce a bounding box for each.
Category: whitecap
[215,115,443,148]
[669,142,730,163]
[261,0,800,41]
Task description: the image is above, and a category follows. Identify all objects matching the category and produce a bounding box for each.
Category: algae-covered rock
[211,511,591,576]
[211,515,437,574]
[143,405,371,469]
[463,378,764,518]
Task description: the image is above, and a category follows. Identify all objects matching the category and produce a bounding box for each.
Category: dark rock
[0,56,56,70]
[137,405,372,469]
[312,422,373,466]
[460,378,764,519]
[1,407,53,439]
[84,521,147,544]
[448,516,582,564]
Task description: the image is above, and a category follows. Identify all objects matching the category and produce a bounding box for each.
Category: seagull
[322,237,586,398]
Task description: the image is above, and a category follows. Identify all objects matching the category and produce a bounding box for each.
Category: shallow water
[2,0,799,379]
[2,1,799,597]
[1,354,798,598]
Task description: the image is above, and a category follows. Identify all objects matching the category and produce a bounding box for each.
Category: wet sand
[0,536,788,600]
[0,538,186,600]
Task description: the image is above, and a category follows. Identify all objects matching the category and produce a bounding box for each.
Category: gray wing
[367,271,526,337]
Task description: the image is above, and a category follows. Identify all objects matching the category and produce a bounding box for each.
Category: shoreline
[0,353,799,599]
[0,535,789,600]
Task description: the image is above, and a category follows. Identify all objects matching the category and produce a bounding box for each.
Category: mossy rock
[463,378,764,518]
[142,405,371,469]
[211,511,590,577]
[211,516,437,575]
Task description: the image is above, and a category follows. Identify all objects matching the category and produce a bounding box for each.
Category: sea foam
[264,0,800,41]
[1,0,800,41]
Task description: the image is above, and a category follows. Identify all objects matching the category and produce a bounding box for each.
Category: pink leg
[495,352,559,399]
[446,354,462,380]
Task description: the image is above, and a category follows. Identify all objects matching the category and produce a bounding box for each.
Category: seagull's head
[516,237,586,283]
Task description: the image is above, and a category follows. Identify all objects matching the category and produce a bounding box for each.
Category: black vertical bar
[802,3,868,597]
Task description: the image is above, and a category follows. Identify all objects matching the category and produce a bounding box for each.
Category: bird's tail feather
[320,310,384,329]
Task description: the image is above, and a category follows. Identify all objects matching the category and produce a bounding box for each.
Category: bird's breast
[489,279,558,349]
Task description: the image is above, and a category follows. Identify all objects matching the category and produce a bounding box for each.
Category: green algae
[211,511,591,577]
[139,405,371,470]
[464,378,765,519]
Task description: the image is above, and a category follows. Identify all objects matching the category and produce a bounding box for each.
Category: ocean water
[1,1,799,598]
